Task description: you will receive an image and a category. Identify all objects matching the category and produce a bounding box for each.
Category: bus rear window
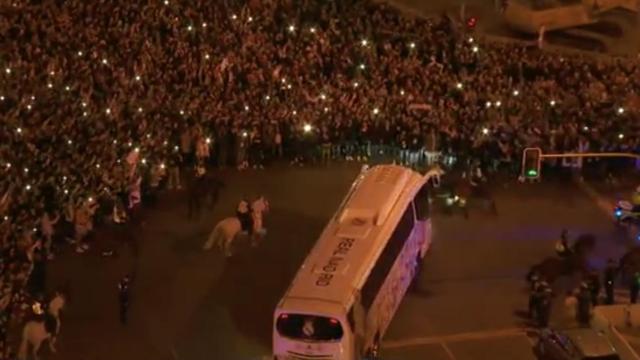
[276,314,344,341]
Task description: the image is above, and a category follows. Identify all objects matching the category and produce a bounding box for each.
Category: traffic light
[522,148,542,179]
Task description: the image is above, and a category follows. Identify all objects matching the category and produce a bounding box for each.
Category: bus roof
[279,165,426,311]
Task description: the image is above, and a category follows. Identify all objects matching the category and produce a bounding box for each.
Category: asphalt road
[24,163,636,360]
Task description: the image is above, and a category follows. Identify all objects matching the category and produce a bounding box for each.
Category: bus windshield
[276,313,344,341]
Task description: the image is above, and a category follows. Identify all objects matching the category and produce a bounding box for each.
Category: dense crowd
[1,0,639,356]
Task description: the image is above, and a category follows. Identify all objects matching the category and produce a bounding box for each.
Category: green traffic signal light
[527,169,538,177]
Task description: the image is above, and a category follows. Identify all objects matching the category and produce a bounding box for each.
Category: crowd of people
[1,0,639,356]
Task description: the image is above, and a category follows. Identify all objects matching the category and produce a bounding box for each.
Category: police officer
[536,284,552,327]
[528,280,542,319]
[587,272,601,306]
[118,275,131,324]
[604,259,617,305]
[631,272,640,304]
[577,282,591,326]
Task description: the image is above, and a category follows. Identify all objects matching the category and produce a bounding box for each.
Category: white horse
[19,292,66,360]
[203,196,270,256]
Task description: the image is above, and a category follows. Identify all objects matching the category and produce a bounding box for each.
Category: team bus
[273,164,439,360]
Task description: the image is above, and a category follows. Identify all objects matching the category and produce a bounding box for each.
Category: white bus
[273,164,439,360]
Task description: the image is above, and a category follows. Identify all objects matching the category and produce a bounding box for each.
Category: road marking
[383,327,527,349]
[576,180,615,219]
[441,342,458,360]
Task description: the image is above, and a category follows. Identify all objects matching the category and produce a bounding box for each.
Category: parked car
[535,328,620,360]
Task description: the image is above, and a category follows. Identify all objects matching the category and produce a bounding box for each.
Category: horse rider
[555,229,572,257]
[236,199,253,235]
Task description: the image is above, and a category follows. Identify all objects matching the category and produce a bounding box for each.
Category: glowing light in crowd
[359,64,366,70]
[3,216,7,221]
[400,89,405,96]
[163,140,168,146]
[65,86,70,91]
[292,110,297,116]
[138,107,143,113]
[135,75,141,81]
[141,158,147,164]
[583,126,589,131]
[248,16,253,22]
[47,83,53,89]
[77,51,83,56]
[288,25,296,33]
[105,108,111,115]
[265,95,270,101]
[319,93,327,100]
[353,81,359,88]
[5,68,11,74]
[128,142,133,147]
[96,163,100,169]
[244,105,250,111]
[164,0,169,4]
[5,163,10,169]
[202,22,207,28]
[468,37,474,43]
[16,127,22,134]
[309,27,316,33]
[513,90,520,96]
[102,58,108,65]
[287,84,292,89]
[372,108,380,115]
[409,42,416,49]
[205,53,210,60]
[67,140,72,145]
[27,104,32,110]
[146,134,151,139]
[160,163,166,169]
[134,147,140,153]
[231,14,237,20]
[495,100,502,107]
[179,110,185,115]
[485,101,492,108]
[25,184,31,191]
[0,96,4,101]
[82,102,87,107]
[472,46,479,53]
[323,107,329,113]
[83,112,88,117]
[456,82,463,89]
[482,128,489,135]
[242,131,248,138]
[64,189,69,194]
[206,138,211,144]
[30,96,35,101]
[618,107,625,114]
[619,133,625,139]
[550,100,556,107]
[24,168,29,173]
[173,145,179,151]
[361,39,368,47]
[303,124,312,133]
[187,25,193,32]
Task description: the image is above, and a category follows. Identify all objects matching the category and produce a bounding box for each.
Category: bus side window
[361,205,414,310]
[414,184,430,221]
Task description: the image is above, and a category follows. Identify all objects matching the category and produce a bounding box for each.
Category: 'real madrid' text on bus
[273,164,441,360]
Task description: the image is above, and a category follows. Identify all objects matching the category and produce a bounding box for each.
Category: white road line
[383,327,527,349]
[441,342,458,360]
[577,180,615,219]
